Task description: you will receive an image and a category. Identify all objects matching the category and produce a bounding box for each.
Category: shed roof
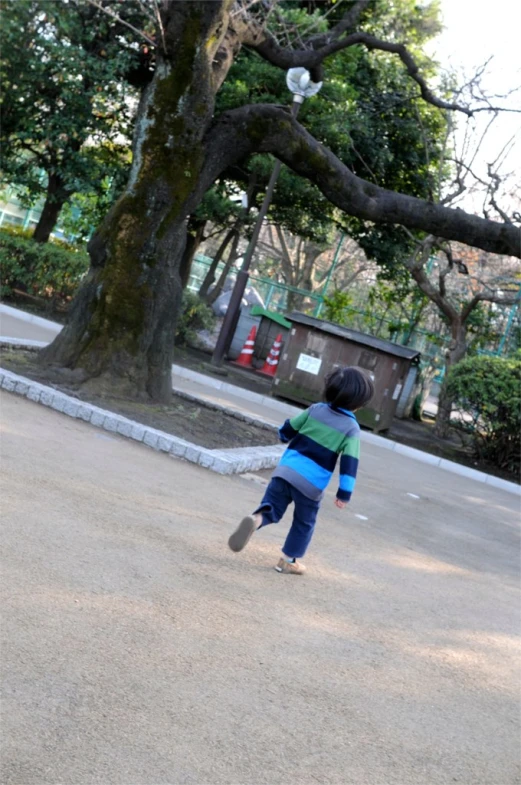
[250,306,291,329]
[286,312,421,361]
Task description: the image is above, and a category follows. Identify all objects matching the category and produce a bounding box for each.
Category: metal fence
[187,254,324,315]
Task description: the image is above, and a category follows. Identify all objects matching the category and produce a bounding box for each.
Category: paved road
[1,394,520,784]
[0,309,61,343]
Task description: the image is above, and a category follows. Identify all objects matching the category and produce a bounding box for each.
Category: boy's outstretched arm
[336,436,361,504]
[278,408,309,443]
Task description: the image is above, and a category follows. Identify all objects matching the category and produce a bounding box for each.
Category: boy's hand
[334,498,346,509]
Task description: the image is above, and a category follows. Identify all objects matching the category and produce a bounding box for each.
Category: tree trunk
[199,225,237,300]
[206,230,241,306]
[32,174,70,243]
[434,321,467,437]
[180,216,206,289]
[40,3,233,401]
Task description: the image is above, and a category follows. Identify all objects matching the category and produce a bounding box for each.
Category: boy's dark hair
[324,366,374,411]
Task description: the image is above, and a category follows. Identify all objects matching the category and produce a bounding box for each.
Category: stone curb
[0,367,284,476]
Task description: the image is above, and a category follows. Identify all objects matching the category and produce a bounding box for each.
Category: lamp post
[211,67,323,366]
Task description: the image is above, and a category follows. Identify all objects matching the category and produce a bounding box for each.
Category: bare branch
[85,0,156,47]
[151,0,167,54]
[242,25,474,115]
[486,163,514,224]
[306,0,371,46]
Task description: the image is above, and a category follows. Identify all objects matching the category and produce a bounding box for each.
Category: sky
[426,0,521,209]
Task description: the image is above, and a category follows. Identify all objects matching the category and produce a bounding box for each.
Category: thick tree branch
[410,265,458,323]
[204,105,521,258]
[461,289,520,322]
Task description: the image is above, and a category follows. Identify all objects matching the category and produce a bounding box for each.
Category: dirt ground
[0,348,277,450]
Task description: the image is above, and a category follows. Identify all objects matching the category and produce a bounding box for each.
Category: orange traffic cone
[233,325,257,368]
[257,333,283,377]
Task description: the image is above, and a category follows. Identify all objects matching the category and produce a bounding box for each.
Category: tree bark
[40,2,235,401]
[206,230,241,306]
[32,173,70,243]
[199,225,237,300]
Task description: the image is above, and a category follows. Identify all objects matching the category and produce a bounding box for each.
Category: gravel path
[1,393,520,785]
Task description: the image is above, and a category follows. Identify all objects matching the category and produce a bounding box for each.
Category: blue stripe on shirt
[339,473,356,493]
[278,449,332,490]
[287,433,338,472]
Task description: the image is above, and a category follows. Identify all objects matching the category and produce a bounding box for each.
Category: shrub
[175,291,215,347]
[322,290,353,325]
[446,354,521,476]
[0,229,89,306]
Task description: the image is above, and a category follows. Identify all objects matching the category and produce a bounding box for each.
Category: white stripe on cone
[235,326,257,367]
[257,332,284,374]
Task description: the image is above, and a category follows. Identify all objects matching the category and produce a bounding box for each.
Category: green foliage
[174,292,215,347]
[0,0,136,226]
[0,229,89,304]
[322,276,430,342]
[322,290,354,323]
[215,0,449,269]
[59,149,130,243]
[446,355,521,476]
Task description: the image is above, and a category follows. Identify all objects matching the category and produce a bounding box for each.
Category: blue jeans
[253,477,320,559]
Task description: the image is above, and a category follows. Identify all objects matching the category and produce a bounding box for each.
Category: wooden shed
[273,312,420,432]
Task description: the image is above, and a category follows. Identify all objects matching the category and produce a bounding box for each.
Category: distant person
[228,366,374,574]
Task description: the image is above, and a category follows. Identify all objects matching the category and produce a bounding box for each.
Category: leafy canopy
[0,0,136,205]
[215,0,449,268]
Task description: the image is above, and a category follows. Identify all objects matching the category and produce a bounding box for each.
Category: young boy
[228,366,374,574]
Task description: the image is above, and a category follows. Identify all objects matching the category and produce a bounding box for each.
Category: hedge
[446,354,521,477]
[0,227,89,307]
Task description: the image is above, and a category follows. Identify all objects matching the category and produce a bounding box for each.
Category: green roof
[250,306,291,329]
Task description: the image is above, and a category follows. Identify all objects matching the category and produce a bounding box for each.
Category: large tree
[40,0,521,401]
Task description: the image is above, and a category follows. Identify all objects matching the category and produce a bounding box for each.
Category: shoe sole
[228,516,257,552]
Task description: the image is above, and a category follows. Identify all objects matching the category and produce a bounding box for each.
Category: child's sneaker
[228,515,259,552]
[275,557,306,575]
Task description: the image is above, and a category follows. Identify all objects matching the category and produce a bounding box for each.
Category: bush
[175,292,215,347]
[322,290,353,325]
[446,354,521,476]
[0,229,89,306]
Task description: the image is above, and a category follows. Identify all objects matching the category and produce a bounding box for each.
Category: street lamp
[211,67,323,366]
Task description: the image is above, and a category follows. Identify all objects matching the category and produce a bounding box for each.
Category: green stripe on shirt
[341,436,361,459]
[295,415,347,453]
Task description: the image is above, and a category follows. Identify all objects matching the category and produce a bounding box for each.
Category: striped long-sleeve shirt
[273,402,361,502]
